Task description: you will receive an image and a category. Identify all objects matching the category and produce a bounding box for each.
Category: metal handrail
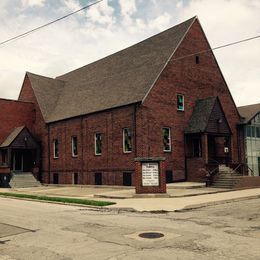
[230,163,255,176]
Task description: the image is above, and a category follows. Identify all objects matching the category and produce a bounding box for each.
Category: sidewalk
[1,185,260,212]
[107,188,260,211]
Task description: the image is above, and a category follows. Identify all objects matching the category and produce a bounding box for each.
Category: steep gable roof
[238,103,260,123]
[26,17,196,123]
[26,72,64,122]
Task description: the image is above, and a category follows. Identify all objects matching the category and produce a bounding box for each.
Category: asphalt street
[0,197,260,260]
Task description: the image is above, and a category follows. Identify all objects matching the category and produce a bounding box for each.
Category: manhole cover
[138,232,164,239]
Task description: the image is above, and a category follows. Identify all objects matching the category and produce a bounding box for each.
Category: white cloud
[21,0,45,7]
[148,12,171,31]
[119,0,136,17]
[86,0,115,25]
[64,0,81,12]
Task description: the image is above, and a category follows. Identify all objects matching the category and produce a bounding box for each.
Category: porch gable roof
[185,97,231,135]
[0,126,38,149]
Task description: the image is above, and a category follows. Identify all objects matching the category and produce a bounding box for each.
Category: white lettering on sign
[142,162,159,186]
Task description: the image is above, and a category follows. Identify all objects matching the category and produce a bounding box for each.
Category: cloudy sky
[0,0,259,106]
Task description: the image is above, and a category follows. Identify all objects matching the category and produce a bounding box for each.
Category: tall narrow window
[95,133,102,155]
[177,94,184,111]
[123,128,132,153]
[53,139,59,158]
[71,136,78,157]
[163,127,171,152]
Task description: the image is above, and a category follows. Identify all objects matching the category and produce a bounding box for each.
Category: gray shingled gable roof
[238,103,260,124]
[0,126,24,148]
[26,72,64,122]
[26,17,196,123]
[185,97,217,133]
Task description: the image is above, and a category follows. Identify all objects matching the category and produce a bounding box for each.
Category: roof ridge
[26,71,64,83]
[57,16,197,80]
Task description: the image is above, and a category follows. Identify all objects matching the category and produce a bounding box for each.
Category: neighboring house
[238,103,260,176]
[0,16,245,186]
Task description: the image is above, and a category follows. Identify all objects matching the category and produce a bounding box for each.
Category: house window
[95,133,102,155]
[71,136,78,157]
[53,139,59,158]
[123,128,132,153]
[163,127,171,152]
[177,94,184,111]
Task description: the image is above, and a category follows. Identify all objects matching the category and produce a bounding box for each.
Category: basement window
[163,127,171,152]
[53,139,59,159]
[95,133,102,155]
[123,128,132,153]
[71,136,78,157]
[177,94,184,111]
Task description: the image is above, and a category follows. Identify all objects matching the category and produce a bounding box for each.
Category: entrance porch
[0,126,40,187]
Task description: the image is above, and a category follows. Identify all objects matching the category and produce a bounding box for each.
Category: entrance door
[123,172,132,186]
[95,172,102,185]
[13,151,23,172]
[208,136,216,163]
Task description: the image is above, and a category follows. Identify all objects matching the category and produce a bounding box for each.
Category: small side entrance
[95,172,102,185]
[123,172,132,186]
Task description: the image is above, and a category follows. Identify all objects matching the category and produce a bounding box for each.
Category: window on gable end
[177,94,184,111]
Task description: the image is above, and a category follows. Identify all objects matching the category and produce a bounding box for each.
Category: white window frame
[123,128,132,153]
[53,139,59,159]
[163,127,171,152]
[94,133,102,155]
[177,94,185,111]
[71,136,78,157]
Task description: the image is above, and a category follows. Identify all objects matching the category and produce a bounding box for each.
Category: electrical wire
[172,35,260,61]
[0,0,103,47]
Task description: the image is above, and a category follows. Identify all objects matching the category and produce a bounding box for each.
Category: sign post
[134,157,166,194]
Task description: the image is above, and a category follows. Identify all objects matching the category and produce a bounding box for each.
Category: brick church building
[0,17,245,186]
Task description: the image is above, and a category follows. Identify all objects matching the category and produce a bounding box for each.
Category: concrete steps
[211,165,242,189]
[10,172,41,188]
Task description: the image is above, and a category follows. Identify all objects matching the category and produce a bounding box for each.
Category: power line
[0,0,103,47]
[172,35,260,61]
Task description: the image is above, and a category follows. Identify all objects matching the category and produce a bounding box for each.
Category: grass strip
[0,192,116,206]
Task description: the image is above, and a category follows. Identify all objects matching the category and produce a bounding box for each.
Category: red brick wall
[18,74,49,182]
[48,105,136,185]
[0,99,34,143]
[141,19,244,181]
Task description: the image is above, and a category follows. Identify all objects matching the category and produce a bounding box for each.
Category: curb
[177,194,260,212]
